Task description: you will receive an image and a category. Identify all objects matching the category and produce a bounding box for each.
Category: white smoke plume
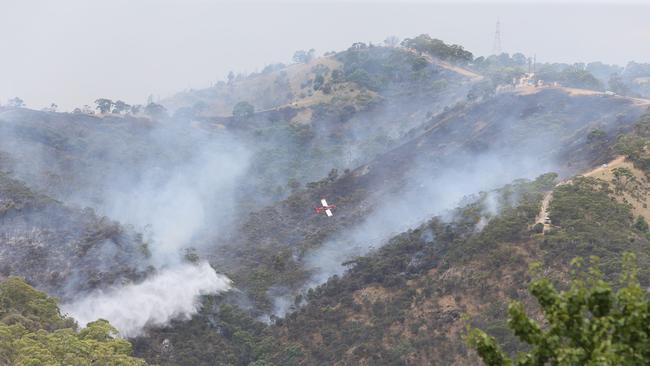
[62,262,231,337]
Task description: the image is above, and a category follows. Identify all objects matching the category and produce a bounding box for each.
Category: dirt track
[582,156,626,178]
[513,85,650,106]
[535,191,553,231]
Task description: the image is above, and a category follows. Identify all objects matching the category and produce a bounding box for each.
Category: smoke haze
[302,152,554,294]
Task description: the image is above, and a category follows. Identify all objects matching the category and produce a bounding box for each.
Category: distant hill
[162,43,479,118]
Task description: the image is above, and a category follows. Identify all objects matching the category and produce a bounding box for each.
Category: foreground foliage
[0,276,148,366]
[468,253,650,365]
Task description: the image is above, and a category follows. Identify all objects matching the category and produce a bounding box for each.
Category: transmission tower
[492,19,502,55]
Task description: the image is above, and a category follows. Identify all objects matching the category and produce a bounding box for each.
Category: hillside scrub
[535,64,604,90]
[261,174,556,365]
[335,41,462,93]
[0,172,150,300]
[132,301,302,366]
[615,111,650,175]
[542,176,650,282]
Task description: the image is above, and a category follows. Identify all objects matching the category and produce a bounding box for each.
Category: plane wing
[325,209,333,217]
[321,199,328,207]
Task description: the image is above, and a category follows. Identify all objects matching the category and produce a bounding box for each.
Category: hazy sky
[2,0,649,110]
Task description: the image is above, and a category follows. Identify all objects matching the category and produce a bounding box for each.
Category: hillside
[268,155,650,365]
[134,92,650,364]
[3,35,650,366]
[136,111,650,366]
[208,87,649,312]
[163,45,478,118]
[164,45,480,192]
[0,171,149,300]
[270,110,650,365]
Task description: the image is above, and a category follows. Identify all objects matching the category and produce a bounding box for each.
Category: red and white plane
[314,198,336,217]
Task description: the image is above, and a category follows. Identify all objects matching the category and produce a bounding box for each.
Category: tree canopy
[94,98,113,114]
[292,49,315,64]
[144,102,168,120]
[232,101,255,120]
[468,253,650,365]
[401,34,473,63]
[0,277,148,366]
[8,97,25,108]
[112,100,131,114]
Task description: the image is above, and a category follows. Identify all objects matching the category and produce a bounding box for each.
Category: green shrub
[468,254,650,366]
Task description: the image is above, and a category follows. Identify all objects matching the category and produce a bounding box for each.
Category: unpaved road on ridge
[535,191,553,230]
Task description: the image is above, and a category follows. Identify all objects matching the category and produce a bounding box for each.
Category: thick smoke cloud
[62,262,231,337]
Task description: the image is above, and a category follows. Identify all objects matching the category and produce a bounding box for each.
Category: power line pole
[492,19,502,55]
